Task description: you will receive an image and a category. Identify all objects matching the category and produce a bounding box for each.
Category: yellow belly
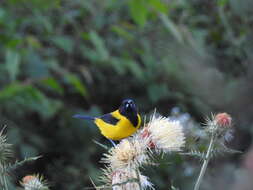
[94,111,141,140]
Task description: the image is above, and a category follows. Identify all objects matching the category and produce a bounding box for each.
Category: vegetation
[0,0,253,189]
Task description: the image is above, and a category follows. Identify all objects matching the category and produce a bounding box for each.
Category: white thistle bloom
[102,137,149,169]
[21,175,49,190]
[141,115,185,152]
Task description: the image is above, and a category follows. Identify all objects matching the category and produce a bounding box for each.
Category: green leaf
[0,83,25,101]
[125,60,144,80]
[110,57,127,75]
[52,35,74,53]
[24,86,62,118]
[41,77,64,95]
[24,51,49,79]
[128,0,148,27]
[159,13,183,43]
[10,156,42,170]
[0,8,6,20]
[0,83,62,118]
[66,74,87,97]
[217,0,229,7]
[148,0,168,13]
[5,49,20,81]
[89,31,109,61]
[111,25,134,41]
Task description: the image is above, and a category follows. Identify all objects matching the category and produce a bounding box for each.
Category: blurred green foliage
[1,0,253,189]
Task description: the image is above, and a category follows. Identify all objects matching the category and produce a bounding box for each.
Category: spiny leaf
[217,142,242,154]
[9,156,42,171]
[180,149,206,161]
[92,140,109,150]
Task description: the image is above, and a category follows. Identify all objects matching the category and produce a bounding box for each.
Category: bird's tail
[73,114,95,121]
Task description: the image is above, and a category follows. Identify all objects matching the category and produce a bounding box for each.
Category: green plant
[0,127,48,190]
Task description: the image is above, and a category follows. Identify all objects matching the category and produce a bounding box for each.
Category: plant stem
[194,133,215,190]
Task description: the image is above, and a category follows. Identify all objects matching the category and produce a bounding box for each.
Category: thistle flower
[140,115,185,152]
[21,175,49,190]
[102,137,149,169]
[101,167,153,190]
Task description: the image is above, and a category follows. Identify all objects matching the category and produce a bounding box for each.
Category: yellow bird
[73,99,141,145]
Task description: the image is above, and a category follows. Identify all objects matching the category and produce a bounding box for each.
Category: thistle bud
[214,113,232,128]
[21,175,49,190]
[206,113,233,137]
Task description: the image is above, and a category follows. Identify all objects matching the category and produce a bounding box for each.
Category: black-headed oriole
[73,99,141,141]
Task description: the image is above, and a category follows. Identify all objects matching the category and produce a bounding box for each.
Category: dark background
[1,0,253,189]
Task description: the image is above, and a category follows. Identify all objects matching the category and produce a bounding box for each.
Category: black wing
[99,113,119,125]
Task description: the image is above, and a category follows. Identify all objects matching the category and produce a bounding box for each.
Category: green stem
[194,133,215,190]
[3,175,8,190]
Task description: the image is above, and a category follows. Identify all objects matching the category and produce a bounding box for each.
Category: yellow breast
[94,110,141,140]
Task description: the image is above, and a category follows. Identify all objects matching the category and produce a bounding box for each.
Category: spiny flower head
[206,113,232,136]
[102,167,153,190]
[21,174,49,190]
[141,115,185,152]
[214,113,232,128]
[102,138,149,169]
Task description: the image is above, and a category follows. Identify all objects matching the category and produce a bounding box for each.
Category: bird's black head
[119,99,137,116]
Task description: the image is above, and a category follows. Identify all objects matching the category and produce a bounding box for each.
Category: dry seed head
[102,138,149,169]
[112,169,153,190]
[100,166,114,186]
[102,168,153,190]
[143,115,185,152]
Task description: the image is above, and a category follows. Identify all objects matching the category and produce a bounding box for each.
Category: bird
[73,99,141,146]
